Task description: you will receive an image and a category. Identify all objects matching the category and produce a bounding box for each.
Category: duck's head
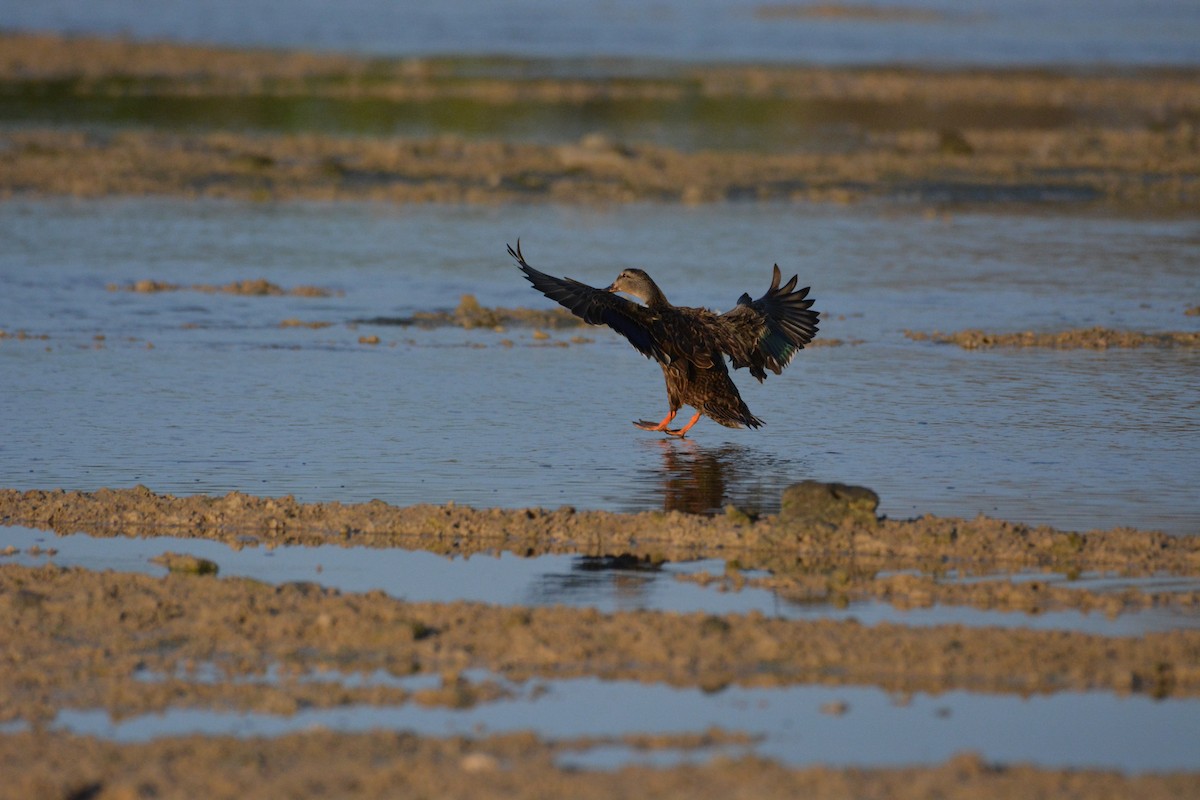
[606,268,661,305]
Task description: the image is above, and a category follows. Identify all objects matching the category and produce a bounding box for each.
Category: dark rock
[779,481,879,528]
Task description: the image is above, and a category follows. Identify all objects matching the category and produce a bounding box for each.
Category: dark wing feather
[508,242,672,365]
[716,264,819,381]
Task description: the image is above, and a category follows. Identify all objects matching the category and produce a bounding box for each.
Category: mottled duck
[509,241,819,437]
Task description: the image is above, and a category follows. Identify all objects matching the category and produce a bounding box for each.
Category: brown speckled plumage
[509,241,818,437]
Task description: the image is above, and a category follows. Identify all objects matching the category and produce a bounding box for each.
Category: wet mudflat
[2,28,1200,800]
[3,485,1200,798]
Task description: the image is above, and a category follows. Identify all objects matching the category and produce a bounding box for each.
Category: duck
[509,241,819,437]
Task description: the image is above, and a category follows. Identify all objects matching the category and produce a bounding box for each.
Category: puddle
[5,525,1198,635]
[1,200,1198,536]
[43,676,1200,773]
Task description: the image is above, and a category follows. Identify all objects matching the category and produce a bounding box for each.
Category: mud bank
[361,293,586,331]
[3,486,1198,574]
[906,327,1200,349]
[2,730,1196,800]
[4,126,1195,210]
[3,560,1199,721]
[106,278,338,297]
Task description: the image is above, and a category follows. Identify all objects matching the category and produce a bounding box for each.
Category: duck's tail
[703,396,763,430]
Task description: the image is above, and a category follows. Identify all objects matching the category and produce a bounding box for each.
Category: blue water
[9,525,1198,634]
[47,677,1200,773]
[3,0,1199,66]
[1,199,1197,534]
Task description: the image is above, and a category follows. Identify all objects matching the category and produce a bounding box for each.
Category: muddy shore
[3,485,1200,797]
[5,486,1198,572]
[2,33,1198,211]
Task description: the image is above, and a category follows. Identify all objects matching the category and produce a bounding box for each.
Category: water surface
[4,0,1199,66]
[2,199,1196,533]
[49,678,1200,773]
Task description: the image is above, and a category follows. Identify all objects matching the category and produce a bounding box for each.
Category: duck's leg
[662,411,703,438]
[633,410,677,431]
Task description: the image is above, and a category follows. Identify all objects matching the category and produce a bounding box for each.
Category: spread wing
[716,264,819,381]
[508,241,673,365]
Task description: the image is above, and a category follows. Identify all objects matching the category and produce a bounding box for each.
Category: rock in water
[779,481,879,528]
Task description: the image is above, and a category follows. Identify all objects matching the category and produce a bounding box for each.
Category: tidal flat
[2,30,1199,799]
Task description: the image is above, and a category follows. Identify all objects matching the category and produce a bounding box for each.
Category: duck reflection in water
[651,439,788,516]
[526,442,797,607]
[655,439,730,515]
[525,553,662,609]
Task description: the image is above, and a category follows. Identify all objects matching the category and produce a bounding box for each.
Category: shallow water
[5,0,1200,66]
[2,199,1197,534]
[7,525,1198,635]
[46,675,1200,773]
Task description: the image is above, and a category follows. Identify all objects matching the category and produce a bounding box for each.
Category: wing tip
[507,239,526,266]
[509,239,543,288]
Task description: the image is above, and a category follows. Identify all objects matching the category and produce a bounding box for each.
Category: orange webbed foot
[632,410,678,432]
[633,410,701,438]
